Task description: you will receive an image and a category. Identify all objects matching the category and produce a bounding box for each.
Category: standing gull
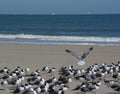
[65,47,93,66]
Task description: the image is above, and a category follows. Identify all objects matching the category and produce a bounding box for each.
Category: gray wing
[65,49,81,61]
[80,47,93,61]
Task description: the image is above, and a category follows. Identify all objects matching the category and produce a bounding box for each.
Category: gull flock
[0,47,120,94]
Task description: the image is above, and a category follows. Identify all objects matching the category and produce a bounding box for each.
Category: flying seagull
[65,47,93,66]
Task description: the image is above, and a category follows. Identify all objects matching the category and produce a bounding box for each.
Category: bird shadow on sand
[107,92,120,94]
[0,88,5,90]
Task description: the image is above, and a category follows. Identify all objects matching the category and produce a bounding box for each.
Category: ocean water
[0,14,120,45]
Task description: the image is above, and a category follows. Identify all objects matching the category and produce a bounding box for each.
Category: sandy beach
[0,43,120,94]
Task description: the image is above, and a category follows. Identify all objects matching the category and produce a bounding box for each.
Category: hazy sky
[0,0,120,14]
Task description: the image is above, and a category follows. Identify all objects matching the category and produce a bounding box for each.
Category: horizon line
[0,13,120,15]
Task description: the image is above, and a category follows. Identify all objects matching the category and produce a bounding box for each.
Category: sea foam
[0,34,119,43]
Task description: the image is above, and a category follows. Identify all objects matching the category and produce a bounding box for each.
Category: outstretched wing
[80,47,93,61]
[65,49,80,61]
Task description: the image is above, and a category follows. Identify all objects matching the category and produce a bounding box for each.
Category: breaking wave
[0,34,120,45]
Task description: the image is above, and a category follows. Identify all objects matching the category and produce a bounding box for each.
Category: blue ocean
[0,14,120,45]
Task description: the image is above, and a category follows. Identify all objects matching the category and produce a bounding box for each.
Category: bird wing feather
[65,49,80,61]
[80,47,93,61]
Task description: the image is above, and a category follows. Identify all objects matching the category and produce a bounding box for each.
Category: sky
[0,0,120,14]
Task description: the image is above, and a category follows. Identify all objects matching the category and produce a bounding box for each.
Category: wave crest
[0,34,120,43]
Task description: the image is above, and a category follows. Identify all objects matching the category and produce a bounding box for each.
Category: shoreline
[0,41,120,46]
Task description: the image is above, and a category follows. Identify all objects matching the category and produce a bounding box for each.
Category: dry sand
[0,43,120,94]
